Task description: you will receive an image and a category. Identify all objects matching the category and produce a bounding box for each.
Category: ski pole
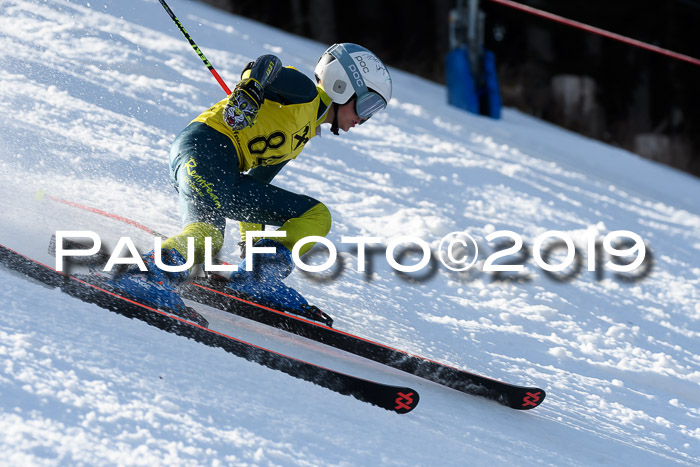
[158,0,232,95]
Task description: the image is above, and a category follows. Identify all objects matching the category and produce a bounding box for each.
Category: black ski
[0,243,419,414]
[182,277,546,410]
[48,233,545,410]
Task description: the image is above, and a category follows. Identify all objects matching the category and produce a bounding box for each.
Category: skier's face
[336,98,362,132]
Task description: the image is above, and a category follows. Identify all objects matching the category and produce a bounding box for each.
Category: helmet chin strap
[331,103,340,135]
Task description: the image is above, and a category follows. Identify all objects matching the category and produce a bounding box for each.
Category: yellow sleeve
[239,222,263,243]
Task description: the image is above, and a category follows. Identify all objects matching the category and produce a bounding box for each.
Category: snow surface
[1,0,699,465]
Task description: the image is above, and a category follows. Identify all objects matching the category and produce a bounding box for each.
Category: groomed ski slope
[0,0,699,465]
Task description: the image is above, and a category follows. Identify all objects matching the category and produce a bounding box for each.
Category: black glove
[223,78,264,130]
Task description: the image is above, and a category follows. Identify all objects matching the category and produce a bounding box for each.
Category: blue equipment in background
[447,0,502,119]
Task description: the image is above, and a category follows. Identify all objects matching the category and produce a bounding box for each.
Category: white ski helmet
[314,43,392,122]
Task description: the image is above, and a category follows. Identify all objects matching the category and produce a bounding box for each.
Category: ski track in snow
[0,0,699,465]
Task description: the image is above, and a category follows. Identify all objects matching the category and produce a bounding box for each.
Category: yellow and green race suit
[162,56,334,263]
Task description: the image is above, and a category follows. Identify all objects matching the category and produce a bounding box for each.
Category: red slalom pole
[37,190,167,239]
[158,0,232,95]
[487,0,700,67]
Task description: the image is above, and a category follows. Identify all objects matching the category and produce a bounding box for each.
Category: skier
[109,43,393,313]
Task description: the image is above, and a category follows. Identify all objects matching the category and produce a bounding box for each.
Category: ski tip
[511,388,546,410]
[392,388,420,414]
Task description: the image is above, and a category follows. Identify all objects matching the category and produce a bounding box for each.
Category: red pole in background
[486,0,700,67]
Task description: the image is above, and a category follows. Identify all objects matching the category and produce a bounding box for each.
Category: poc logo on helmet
[355,55,370,73]
[347,64,364,88]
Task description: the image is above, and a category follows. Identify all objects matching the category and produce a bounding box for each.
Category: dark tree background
[200,0,700,177]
